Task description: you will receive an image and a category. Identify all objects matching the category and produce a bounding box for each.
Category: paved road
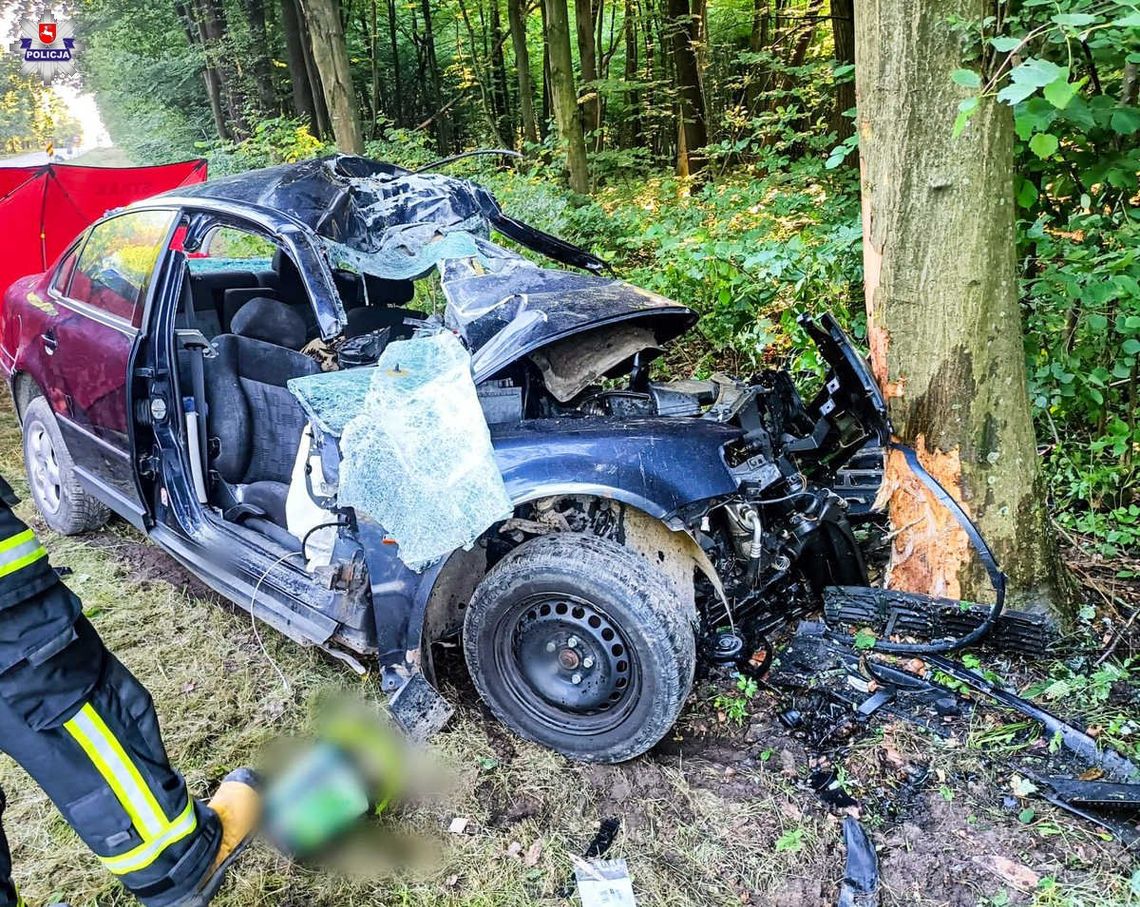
[0,151,49,167]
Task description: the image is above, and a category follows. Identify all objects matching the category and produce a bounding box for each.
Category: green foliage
[1023,213,1140,553]
[0,57,83,153]
[712,672,760,725]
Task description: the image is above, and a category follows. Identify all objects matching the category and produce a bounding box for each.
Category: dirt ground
[0,397,1136,907]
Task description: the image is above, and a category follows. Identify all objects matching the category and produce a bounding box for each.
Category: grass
[0,392,1137,906]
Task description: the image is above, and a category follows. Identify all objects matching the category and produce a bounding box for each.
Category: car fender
[490,417,742,526]
[403,417,743,679]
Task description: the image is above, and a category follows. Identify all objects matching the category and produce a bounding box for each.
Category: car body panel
[0,157,891,729]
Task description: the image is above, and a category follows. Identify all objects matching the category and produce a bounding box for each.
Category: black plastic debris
[924,654,1140,783]
[558,817,622,898]
[823,586,1054,657]
[837,817,879,907]
[810,768,859,809]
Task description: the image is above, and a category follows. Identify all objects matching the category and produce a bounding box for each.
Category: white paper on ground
[573,857,637,907]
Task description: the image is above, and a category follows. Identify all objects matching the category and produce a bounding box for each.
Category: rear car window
[51,243,81,294]
[188,225,275,273]
[70,209,177,327]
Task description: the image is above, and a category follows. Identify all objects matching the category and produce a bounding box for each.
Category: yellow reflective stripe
[100,799,197,876]
[0,529,45,578]
[64,703,168,839]
[0,528,35,553]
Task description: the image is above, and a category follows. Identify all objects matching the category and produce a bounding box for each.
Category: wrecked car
[0,155,889,763]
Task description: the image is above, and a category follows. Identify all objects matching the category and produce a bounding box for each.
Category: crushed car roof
[171,155,696,378]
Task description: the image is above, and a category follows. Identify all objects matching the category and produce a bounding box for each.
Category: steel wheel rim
[491,592,642,738]
[27,421,62,514]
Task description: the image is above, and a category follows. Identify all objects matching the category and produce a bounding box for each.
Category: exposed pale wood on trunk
[854,0,1063,612]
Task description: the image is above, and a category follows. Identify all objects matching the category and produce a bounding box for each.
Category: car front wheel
[22,396,109,535]
[462,532,696,763]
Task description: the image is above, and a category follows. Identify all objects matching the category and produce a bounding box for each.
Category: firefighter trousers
[0,497,220,907]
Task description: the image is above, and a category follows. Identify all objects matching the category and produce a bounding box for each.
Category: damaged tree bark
[853,0,1065,614]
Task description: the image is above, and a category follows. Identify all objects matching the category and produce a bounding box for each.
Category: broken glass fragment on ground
[288,332,512,571]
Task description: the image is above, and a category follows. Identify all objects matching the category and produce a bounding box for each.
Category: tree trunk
[666,0,706,174]
[280,0,319,132]
[300,0,365,152]
[240,0,279,112]
[175,1,231,140]
[1121,61,1139,107]
[575,0,602,147]
[387,0,404,124]
[854,0,1063,612]
[831,0,855,142]
[490,0,513,141]
[540,0,552,139]
[509,0,540,143]
[297,0,332,137]
[193,0,249,138]
[544,0,590,192]
[420,0,451,150]
[623,0,642,146]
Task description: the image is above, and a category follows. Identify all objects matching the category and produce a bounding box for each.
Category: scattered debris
[837,817,879,907]
[448,816,470,835]
[823,586,1054,657]
[573,857,636,907]
[558,816,621,897]
[923,654,1140,782]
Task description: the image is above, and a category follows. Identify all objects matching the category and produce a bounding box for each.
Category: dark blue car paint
[1,192,746,672]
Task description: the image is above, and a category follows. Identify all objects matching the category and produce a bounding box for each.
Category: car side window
[51,242,82,294]
[69,209,176,328]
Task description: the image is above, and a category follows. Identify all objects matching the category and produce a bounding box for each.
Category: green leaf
[1016,179,1038,208]
[1043,77,1078,110]
[1111,13,1140,27]
[1015,98,1058,138]
[997,81,1039,106]
[990,36,1022,52]
[1110,108,1140,135]
[952,68,981,88]
[953,96,979,137]
[1088,313,1108,331]
[1052,12,1098,26]
[1010,58,1066,89]
[1123,339,1140,355]
[1018,807,1036,824]
[1028,132,1059,158]
[1059,95,1096,131]
[853,628,878,650]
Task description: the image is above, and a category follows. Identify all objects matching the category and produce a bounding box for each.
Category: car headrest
[230,297,307,350]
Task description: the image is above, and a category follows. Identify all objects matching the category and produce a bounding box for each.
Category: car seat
[203,304,319,545]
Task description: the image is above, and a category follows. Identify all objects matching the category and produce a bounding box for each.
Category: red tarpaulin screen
[0,159,207,298]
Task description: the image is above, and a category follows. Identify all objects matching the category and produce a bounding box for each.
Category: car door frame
[43,205,182,529]
[133,203,361,657]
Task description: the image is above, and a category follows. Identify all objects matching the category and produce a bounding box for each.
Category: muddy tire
[463,532,695,763]
[22,396,109,535]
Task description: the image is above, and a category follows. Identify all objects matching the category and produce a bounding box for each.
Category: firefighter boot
[168,769,261,907]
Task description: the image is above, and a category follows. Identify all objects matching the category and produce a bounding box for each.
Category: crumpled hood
[440,245,695,381]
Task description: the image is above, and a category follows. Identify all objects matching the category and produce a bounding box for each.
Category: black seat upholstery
[189,270,259,337]
[203,333,319,533]
[229,297,309,351]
